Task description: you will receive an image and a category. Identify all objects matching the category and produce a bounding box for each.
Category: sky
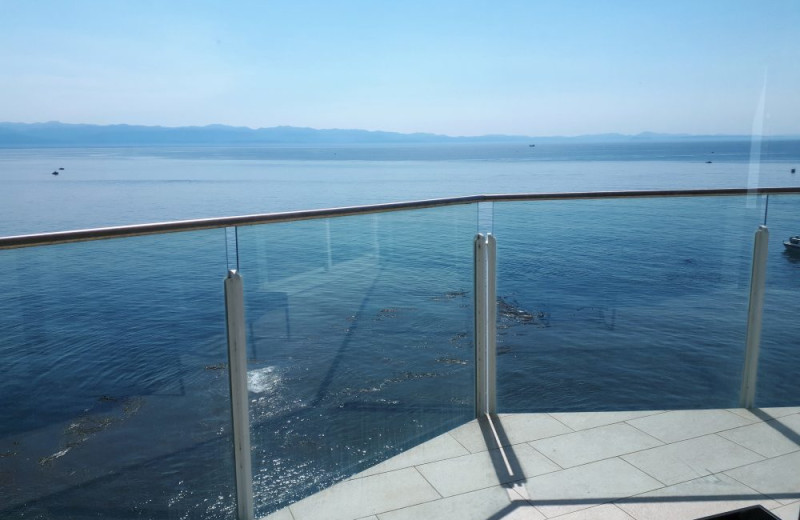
[1,0,798,137]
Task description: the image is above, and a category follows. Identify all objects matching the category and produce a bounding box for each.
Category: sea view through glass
[2,140,800,517]
[4,0,800,517]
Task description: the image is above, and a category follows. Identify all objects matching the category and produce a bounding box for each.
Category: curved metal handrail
[2,187,798,250]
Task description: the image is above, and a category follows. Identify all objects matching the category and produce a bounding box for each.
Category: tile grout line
[624,408,761,436]
[545,503,636,520]
[708,431,774,463]
[607,458,717,518]
[610,503,639,520]
[718,415,800,459]
[411,464,444,500]
[505,483,551,519]
[621,414,757,445]
[374,479,534,518]
[524,441,566,472]
[623,418,674,445]
[351,432,476,481]
[541,418,667,440]
[617,430,773,490]
[721,468,783,507]
[550,409,671,432]
[366,466,447,520]
[447,428,476,454]
[545,412,577,433]
[526,422,667,471]
[615,456,668,497]
[612,430,766,486]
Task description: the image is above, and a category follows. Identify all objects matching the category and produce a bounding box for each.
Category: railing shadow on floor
[478,412,800,520]
[478,413,541,520]
[750,408,800,449]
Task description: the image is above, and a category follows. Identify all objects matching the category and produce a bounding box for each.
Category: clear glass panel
[0,230,235,519]
[237,204,476,516]
[494,195,765,412]
[757,194,800,407]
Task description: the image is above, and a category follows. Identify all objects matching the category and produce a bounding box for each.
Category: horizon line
[3,121,799,140]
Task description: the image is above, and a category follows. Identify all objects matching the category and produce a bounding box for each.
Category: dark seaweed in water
[497,296,550,328]
[430,290,468,301]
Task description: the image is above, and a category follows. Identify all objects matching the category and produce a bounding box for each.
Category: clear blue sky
[1,0,798,136]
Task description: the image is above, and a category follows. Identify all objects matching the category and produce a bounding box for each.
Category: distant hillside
[0,121,789,147]
[0,122,527,146]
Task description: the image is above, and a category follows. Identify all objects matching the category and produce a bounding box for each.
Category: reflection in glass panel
[494,196,764,412]
[0,230,235,519]
[237,205,476,516]
[756,194,800,407]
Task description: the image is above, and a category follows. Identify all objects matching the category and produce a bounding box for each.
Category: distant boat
[529,144,535,147]
[792,168,796,174]
[51,171,59,176]
[784,236,800,253]
[59,167,64,170]
[706,161,712,164]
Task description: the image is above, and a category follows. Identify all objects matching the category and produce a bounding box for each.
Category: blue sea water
[1,140,799,235]
[1,141,800,518]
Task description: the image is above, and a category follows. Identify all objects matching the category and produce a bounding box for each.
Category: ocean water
[1,140,799,235]
[1,141,800,518]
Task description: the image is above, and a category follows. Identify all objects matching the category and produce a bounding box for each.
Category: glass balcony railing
[235,205,477,516]
[1,188,798,519]
[493,195,765,412]
[0,230,236,518]
[757,193,800,407]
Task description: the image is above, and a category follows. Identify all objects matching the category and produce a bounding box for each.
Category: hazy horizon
[2,1,798,137]
[3,120,799,141]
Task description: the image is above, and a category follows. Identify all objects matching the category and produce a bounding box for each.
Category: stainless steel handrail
[2,187,798,250]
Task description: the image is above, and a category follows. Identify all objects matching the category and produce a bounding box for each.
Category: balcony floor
[263,407,800,520]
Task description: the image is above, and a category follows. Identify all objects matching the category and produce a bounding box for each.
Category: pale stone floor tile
[761,408,800,418]
[266,412,799,520]
[549,503,635,520]
[260,506,294,520]
[622,434,764,486]
[531,423,662,468]
[496,413,574,446]
[449,415,571,454]
[353,432,469,478]
[719,413,800,459]
[377,485,545,520]
[727,407,800,420]
[726,451,800,505]
[448,419,490,453]
[616,473,780,520]
[522,458,662,518]
[416,442,561,497]
[549,410,665,431]
[771,500,800,520]
[627,409,755,444]
[288,467,440,520]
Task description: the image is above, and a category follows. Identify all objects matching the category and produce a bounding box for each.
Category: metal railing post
[740,225,769,409]
[474,234,497,417]
[225,270,255,520]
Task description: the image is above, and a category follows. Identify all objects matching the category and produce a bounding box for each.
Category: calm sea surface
[1,140,799,235]
[1,141,800,518]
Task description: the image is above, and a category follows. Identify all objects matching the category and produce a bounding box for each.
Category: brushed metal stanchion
[740,225,769,409]
[225,270,255,520]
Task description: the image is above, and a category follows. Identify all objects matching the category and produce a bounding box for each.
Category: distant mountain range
[0,121,794,147]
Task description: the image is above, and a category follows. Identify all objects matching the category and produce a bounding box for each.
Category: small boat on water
[784,236,800,253]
